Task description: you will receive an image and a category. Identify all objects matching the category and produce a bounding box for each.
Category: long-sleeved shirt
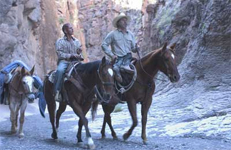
[101,29,137,58]
[55,36,82,62]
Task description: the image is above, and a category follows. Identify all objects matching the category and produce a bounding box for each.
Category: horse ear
[30,65,35,75]
[162,43,167,50]
[111,57,116,65]
[102,56,106,65]
[161,43,168,54]
[170,43,176,50]
[21,66,26,75]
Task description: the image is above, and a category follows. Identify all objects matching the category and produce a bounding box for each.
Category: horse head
[21,66,35,103]
[97,56,115,101]
[158,43,180,82]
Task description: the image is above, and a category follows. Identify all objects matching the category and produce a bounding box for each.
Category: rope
[115,63,137,94]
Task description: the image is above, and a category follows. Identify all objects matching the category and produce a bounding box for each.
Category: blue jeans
[54,60,69,93]
[113,53,132,74]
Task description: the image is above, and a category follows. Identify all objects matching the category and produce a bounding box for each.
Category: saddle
[48,62,80,83]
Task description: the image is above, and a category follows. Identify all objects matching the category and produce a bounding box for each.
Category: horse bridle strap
[137,50,167,82]
[115,63,137,94]
[97,69,114,86]
[94,86,109,103]
[66,77,85,93]
[9,79,34,97]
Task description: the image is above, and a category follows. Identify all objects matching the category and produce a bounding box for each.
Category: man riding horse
[54,23,84,102]
[101,13,140,83]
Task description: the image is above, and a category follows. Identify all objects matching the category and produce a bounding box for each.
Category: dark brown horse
[8,66,35,138]
[93,43,180,144]
[43,57,115,149]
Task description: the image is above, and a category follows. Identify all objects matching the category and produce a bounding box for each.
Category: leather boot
[120,65,134,74]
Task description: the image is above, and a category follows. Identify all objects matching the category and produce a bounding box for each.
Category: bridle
[97,65,114,87]
[9,73,35,99]
[95,64,115,102]
[137,50,167,82]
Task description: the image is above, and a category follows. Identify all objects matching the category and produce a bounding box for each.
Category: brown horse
[92,43,180,144]
[8,66,35,138]
[44,57,115,149]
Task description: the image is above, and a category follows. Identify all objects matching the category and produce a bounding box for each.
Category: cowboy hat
[112,13,131,28]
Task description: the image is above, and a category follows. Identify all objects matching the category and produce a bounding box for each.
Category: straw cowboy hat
[112,13,131,28]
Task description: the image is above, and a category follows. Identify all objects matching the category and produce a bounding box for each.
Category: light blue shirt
[101,29,137,58]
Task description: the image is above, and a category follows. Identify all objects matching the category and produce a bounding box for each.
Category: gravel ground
[1,108,231,150]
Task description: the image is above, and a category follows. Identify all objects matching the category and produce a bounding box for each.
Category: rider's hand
[77,48,82,54]
[70,54,77,59]
[111,55,117,61]
[135,43,140,52]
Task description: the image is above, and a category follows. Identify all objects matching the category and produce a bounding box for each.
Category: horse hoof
[113,136,118,140]
[51,133,58,139]
[143,140,148,145]
[77,142,84,148]
[123,133,129,141]
[87,144,96,150]
[101,135,106,139]
[19,133,24,138]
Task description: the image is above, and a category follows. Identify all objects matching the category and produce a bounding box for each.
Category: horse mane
[76,61,101,75]
[141,47,162,61]
[76,59,111,75]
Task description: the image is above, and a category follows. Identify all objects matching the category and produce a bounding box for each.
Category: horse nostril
[173,75,177,80]
[103,94,111,101]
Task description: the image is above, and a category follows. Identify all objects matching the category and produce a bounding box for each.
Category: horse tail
[91,99,99,121]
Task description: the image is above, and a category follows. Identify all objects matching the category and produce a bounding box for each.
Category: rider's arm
[101,31,115,58]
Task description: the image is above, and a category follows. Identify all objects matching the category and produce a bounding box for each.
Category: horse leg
[71,101,95,149]
[56,102,67,129]
[123,100,137,141]
[141,98,152,144]
[18,100,27,138]
[101,104,117,139]
[76,102,92,145]
[77,119,84,144]
[9,100,18,134]
[47,101,57,139]
[15,112,19,129]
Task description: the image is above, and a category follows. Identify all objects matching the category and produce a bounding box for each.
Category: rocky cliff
[0,0,59,77]
[142,0,231,139]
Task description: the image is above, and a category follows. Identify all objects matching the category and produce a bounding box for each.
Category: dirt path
[1,105,231,150]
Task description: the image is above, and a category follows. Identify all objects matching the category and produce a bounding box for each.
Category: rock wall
[0,0,59,78]
[142,0,231,139]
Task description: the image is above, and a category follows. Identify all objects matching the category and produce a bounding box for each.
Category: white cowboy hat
[112,13,131,28]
